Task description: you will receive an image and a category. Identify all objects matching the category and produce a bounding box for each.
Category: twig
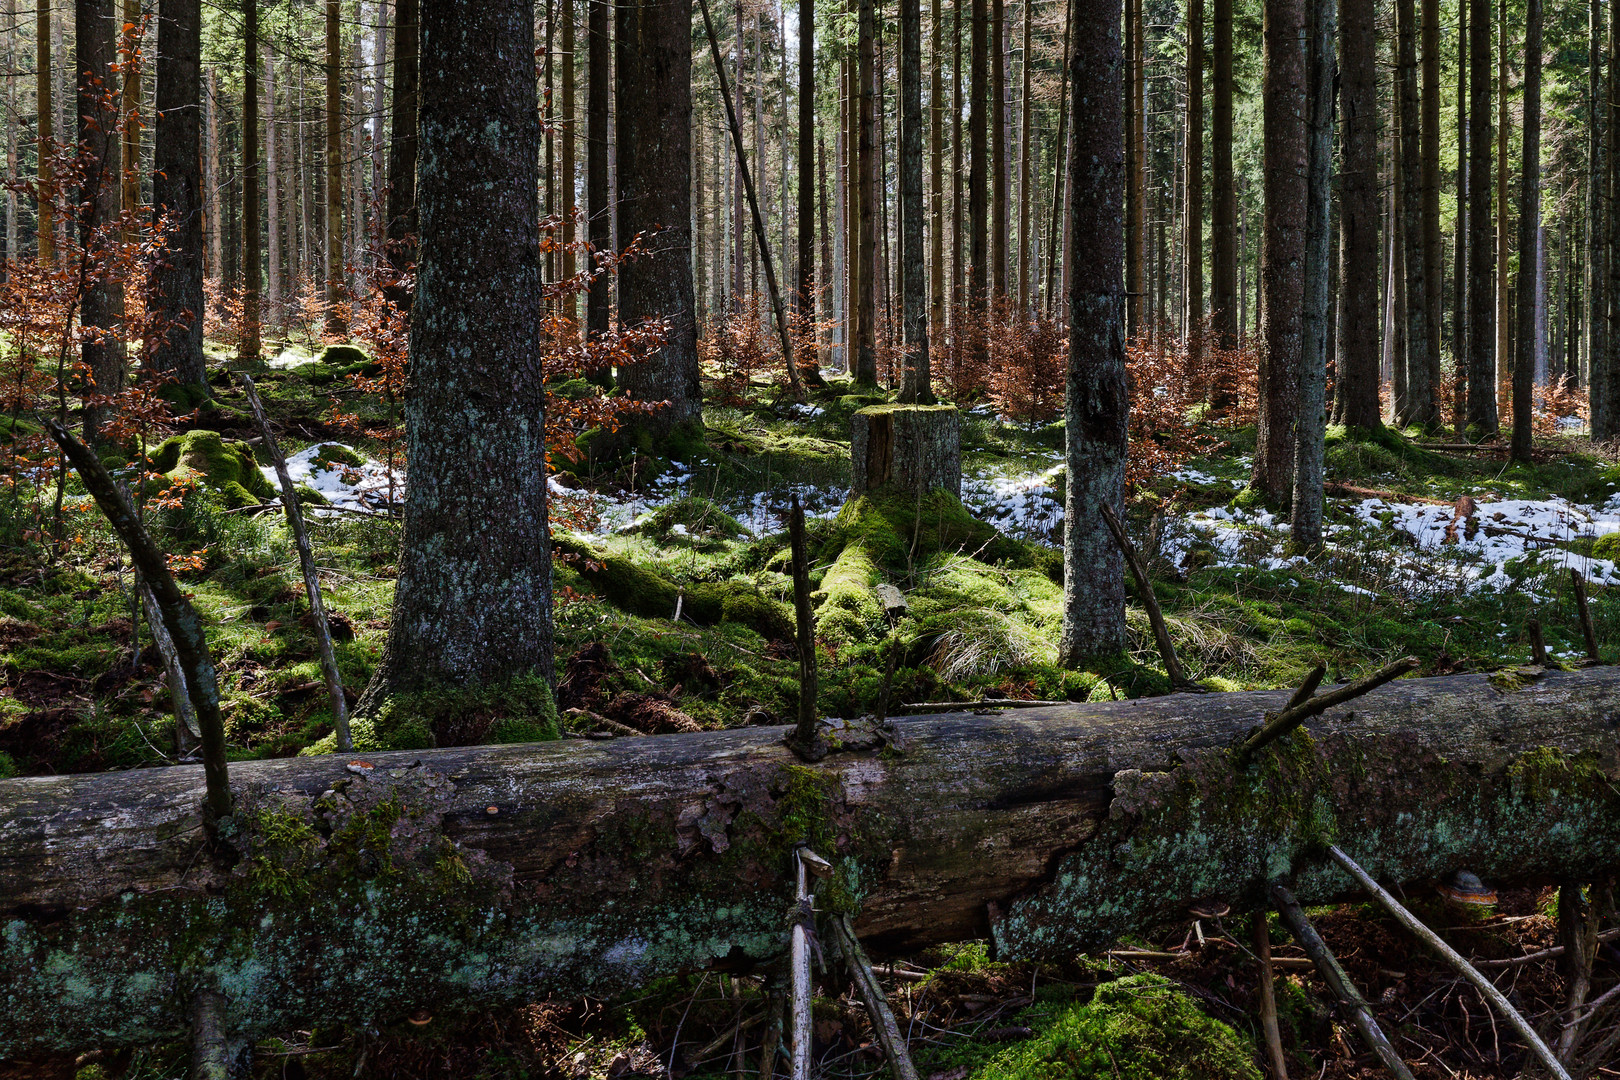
[790,851,814,1080]
[240,374,351,751]
[1099,502,1203,692]
[1325,845,1572,1080]
[1252,911,1290,1080]
[1473,929,1620,967]
[831,915,921,1080]
[1572,569,1601,663]
[1286,663,1327,710]
[1236,657,1419,766]
[139,582,200,754]
[1273,884,1415,1080]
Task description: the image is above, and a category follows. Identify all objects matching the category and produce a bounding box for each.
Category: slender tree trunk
[898,0,931,401]
[1468,0,1496,432]
[1210,0,1235,345]
[615,0,702,431]
[325,0,346,333]
[78,0,123,442]
[929,0,944,338]
[1451,0,1466,430]
[586,0,610,348]
[1421,0,1441,421]
[119,0,137,239]
[358,0,552,711]
[952,0,964,321]
[204,71,220,284]
[265,50,280,330]
[242,0,262,360]
[1512,0,1539,461]
[1496,0,1509,420]
[798,0,815,322]
[560,0,576,329]
[1335,0,1379,428]
[150,0,207,390]
[36,0,52,264]
[372,1,387,270]
[1044,0,1071,316]
[1293,0,1334,547]
[1016,0,1031,313]
[968,0,990,364]
[1607,0,1620,435]
[8,0,18,270]
[1396,0,1431,426]
[856,0,879,383]
[1060,0,1126,665]
[1586,0,1604,410]
[384,0,417,307]
[1186,0,1204,365]
[1252,0,1306,503]
[1124,0,1142,336]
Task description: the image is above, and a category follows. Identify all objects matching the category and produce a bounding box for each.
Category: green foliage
[302,674,560,754]
[972,975,1262,1080]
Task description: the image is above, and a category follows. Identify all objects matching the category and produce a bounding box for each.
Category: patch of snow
[266,348,319,370]
[264,443,403,515]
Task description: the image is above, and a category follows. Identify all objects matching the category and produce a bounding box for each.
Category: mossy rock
[827,492,1023,569]
[312,443,366,469]
[295,483,329,507]
[1593,532,1620,562]
[973,974,1262,1080]
[148,429,275,507]
[633,496,749,545]
[319,343,370,366]
[554,537,794,641]
[302,675,559,754]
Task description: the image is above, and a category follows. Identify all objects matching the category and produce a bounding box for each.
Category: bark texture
[1059,0,1126,665]
[1334,0,1379,429]
[3,669,1620,1055]
[614,0,701,429]
[77,0,123,442]
[897,0,931,402]
[586,0,609,343]
[357,0,553,705]
[241,0,261,360]
[149,0,206,390]
[850,405,961,497]
[1511,0,1539,463]
[1293,0,1334,547]
[1395,0,1431,426]
[1467,0,1496,433]
[384,0,417,305]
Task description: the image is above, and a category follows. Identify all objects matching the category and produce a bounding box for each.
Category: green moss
[294,482,329,506]
[312,443,366,469]
[0,752,15,779]
[816,541,884,645]
[302,674,559,754]
[633,496,749,545]
[319,344,369,366]
[147,430,275,503]
[974,975,1261,1080]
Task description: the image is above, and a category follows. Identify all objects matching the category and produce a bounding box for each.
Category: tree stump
[850,405,961,498]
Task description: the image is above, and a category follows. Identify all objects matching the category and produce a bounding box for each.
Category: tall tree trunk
[1496,0,1509,421]
[968,0,988,365]
[1252,0,1306,503]
[265,49,280,330]
[1607,0,1620,436]
[1468,0,1496,432]
[1512,0,1539,461]
[1451,0,1466,430]
[990,0,1006,300]
[615,0,702,431]
[856,0,879,383]
[1124,0,1142,336]
[561,0,576,330]
[325,0,346,333]
[385,0,417,308]
[898,0,931,401]
[78,0,122,442]
[1210,0,1235,346]
[1043,0,1072,317]
[36,0,52,264]
[1335,0,1380,429]
[242,0,262,361]
[1396,0,1431,426]
[1293,0,1334,547]
[798,0,815,320]
[1421,0,1441,423]
[929,0,944,338]
[205,72,222,285]
[952,0,964,321]
[1016,0,1031,313]
[358,0,552,711]
[150,0,206,390]
[1586,0,1604,410]
[1059,0,1125,665]
[1185,0,1204,366]
[119,0,137,240]
[587,0,610,348]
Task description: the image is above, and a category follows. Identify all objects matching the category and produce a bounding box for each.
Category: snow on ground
[264,444,403,515]
[962,464,1064,543]
[557,457,847,538]
[265,348,319,370]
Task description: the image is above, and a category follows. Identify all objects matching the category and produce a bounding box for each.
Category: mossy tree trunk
[615,0,702,432]
[4,670,1620,1055]
[357,0,553,711]
[1060,0,1127,666]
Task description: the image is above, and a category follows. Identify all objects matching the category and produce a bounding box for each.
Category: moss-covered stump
[3,668,1620,1054]
[146,429,275,509]
[851,404,961,498]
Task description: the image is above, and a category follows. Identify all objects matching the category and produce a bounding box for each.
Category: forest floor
[3,344,1619,1078]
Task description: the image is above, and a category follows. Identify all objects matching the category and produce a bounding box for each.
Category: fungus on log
[850,404,961,497]
[2,668,1619,1055]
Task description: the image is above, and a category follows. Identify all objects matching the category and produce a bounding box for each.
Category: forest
[2,0,1620,1075]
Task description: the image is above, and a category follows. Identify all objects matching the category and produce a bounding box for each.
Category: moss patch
[148,429,275,508]
[302,674,559,754]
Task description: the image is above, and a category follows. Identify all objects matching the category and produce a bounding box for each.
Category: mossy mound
[311,443,366,469]
[148,429,275,509]
[826,492,1023,568]
[973,975,1262,1080]
[319,343,369,366]
[632,496,750,546]
[554,536,794,642]
[302,675,559,754]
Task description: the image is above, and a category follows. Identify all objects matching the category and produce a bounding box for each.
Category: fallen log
[2,668,1619,1056]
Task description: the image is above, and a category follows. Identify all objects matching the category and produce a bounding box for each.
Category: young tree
[149,0,207,392]
[1511,0,1540,461]
[1252,0,1306,503]
[615,0,701,430]
[357,0,553,710]
[77,0,122,441]
[1334,0,1380,429]
[385,0,418,308]
[1060,0,1126,666]
[1467,0,1496,433]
